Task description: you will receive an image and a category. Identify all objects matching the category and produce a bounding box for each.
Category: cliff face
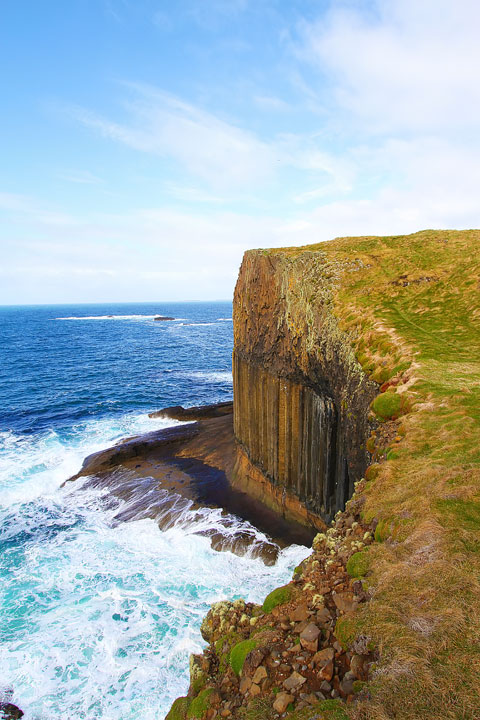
[232,250,377,524]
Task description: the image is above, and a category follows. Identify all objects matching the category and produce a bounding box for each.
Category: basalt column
[233,355,343,520]
[232,249,378,527]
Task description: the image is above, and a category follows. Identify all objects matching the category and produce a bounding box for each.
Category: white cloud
[74,86,276,191]
[299,0,480,133]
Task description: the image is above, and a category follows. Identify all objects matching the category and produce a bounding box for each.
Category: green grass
[268,229,480,719]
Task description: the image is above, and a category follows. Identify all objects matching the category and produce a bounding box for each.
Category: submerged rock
[0,703,24,719]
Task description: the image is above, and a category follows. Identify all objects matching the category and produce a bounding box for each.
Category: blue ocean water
[0,303,308,720]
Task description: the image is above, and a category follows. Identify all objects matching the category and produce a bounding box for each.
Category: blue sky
[1,0,479,303]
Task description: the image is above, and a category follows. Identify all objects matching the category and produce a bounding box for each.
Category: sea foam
[0,412,309,720]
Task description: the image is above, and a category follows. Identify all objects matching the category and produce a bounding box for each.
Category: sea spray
[0,414,309,720]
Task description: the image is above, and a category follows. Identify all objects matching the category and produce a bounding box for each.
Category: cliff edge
[167,230,480,720]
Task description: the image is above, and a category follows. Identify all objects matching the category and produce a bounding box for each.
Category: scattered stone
[318,660,334,682]
[273,692,294,714]
[332,592,359,614]
[350,654,366,678]
[289,604,309,622]
[242,647,266,676]
[320,680,332,693]
[340,671,356,696]
[251,665,268,685]
[239,676,252,694]
[316,607,332,625]
[283,671,307,692]
[299,623,321,652]
[312,647,335,666]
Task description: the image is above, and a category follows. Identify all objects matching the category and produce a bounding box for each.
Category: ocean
[0,302,309,720]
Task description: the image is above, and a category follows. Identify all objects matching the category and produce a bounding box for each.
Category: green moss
[292,560,306,579]
[166,697,191,720]
[214,632,241,673]
[371,390,403,421]
[187,689,214,720]
[229,638,258,676]
[371,366,391,384]
[262,583,292,613]
[334,616,357,650]
[386,448,400,460]
[346,551,369,578]
[287,699,350,720]
[191,673,207,695]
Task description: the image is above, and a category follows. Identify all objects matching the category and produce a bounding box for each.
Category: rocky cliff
[167,230,480,720]
[232,250,377,525]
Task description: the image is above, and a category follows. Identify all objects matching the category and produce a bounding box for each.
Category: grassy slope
[280,230,480,719]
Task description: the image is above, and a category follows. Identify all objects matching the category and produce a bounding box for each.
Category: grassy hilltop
[281,229,480,718]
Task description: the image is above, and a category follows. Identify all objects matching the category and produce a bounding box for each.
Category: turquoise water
[0,303,308,719]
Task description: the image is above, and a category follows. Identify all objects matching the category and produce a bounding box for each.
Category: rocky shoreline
[166,482,375,720]
[65,402,315,560]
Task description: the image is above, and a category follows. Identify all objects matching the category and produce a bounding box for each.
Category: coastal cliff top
[237,229,480,718]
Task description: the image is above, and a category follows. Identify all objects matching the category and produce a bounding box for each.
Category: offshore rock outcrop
[232,250,378,525]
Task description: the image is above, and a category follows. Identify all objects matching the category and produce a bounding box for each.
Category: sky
[1,0,479,304]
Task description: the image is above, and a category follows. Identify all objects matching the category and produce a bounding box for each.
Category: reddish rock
[312,647,335,666]
[273,692,294,714]
[283,671,307,692]
[332,592,359,614]
[239,676,252,694]
[290,604,309,622]
[299,623,321,653]
[251,666,267,685]
[318,660,334,682]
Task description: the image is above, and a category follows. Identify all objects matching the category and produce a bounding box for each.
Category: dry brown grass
[276,230,480,719]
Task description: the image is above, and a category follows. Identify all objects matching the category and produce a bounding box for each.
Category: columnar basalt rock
[232,250,378,524]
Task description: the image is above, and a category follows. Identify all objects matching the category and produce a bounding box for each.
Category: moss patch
[214,632,241,673]
[262,583,292,613]
[187,689,214,719]
[229,638,258,676]
[371,391,403,421]
[334,616,357,650]
[346,551,369,578]
[166,697,191,720]
[287,698,350,720]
